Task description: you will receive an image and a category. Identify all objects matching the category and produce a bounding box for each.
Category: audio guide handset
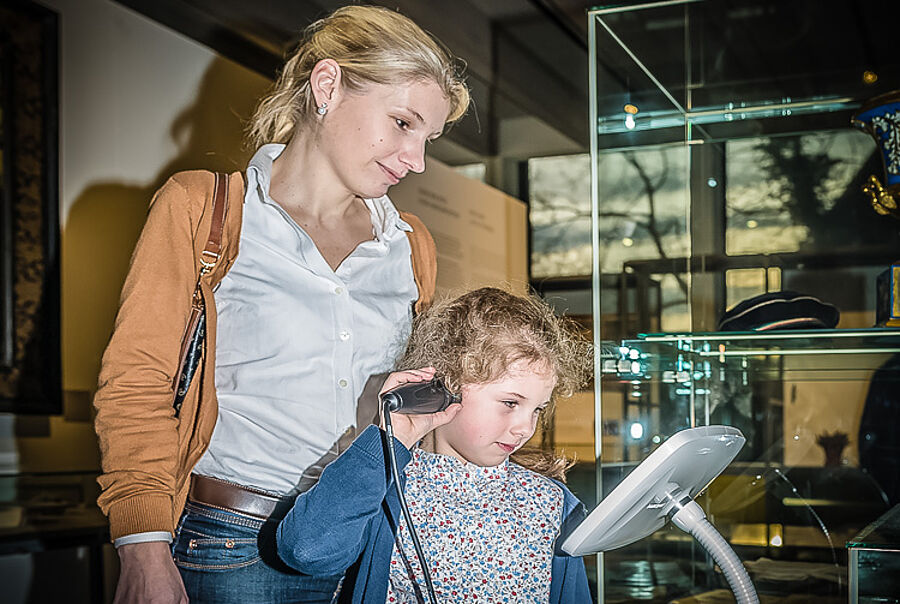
[381,377,461,414]
[379,377,459,604]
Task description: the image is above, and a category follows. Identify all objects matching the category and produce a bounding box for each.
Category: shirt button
[339,330,351,341]
[334,286,344,295]
[338,379,349,388]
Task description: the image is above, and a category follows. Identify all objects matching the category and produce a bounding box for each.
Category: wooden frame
[0,0,60,414]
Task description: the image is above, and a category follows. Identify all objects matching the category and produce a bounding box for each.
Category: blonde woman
[93,6,469,603]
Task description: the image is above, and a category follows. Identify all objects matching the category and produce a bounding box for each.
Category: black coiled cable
[382,400,439,604]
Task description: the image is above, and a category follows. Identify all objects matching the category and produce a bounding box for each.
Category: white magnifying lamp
[562,425,759,604]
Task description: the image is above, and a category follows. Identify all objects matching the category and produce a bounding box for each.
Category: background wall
[391,158,528,295]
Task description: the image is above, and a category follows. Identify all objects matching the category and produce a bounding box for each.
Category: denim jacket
[277,425,591,603]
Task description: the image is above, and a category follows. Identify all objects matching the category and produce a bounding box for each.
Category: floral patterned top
[386,448,564,603]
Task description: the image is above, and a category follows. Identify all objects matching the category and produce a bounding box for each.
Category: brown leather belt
[188,474,290,520]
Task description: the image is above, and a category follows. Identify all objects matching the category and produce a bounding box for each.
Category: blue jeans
[172,500,342,603]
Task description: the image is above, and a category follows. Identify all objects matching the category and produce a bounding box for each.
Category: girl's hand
[379,367,461,449]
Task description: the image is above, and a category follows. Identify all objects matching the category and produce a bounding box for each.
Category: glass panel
[615,329,900,381]
[725,130,894,256]
[452,162,486,182]
[529,154,592,278]
[725,267,782,309]
[589,1,900,602]
[848,505,900,602]
[593,145,692,337]
[0,471,104,534]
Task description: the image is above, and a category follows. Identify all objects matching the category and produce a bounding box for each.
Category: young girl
[277,287,593,603]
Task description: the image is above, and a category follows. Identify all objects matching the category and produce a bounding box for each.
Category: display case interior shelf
[605,328,900,381]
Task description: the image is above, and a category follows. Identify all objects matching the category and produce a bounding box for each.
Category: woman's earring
[316,102,328,115]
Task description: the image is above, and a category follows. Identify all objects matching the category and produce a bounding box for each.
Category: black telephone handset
[380,377,461,415]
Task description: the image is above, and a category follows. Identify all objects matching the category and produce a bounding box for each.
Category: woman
[93,6,469,603]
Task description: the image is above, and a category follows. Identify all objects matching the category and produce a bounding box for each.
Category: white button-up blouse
[192,144,419,495]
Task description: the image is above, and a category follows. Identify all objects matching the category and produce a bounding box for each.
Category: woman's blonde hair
[247,5,470,148]
[398,287,592,419]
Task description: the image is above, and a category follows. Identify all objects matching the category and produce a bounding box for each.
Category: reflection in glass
[529,154,591,278]
[725,130,897,256]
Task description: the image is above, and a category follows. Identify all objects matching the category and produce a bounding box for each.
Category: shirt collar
[365,195,412,242]
[245,144,412,241]
[245,143,283,203]
[410,448,509,490]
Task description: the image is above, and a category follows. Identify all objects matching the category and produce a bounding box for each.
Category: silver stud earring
[316,102,328,115]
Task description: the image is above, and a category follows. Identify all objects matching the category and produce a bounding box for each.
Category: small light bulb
[747,219,758,229]
[624,113,636,130]
[622,236,634,247]
[629,422,644,440]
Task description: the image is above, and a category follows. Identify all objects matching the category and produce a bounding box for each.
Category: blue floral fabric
[387,448,562,603]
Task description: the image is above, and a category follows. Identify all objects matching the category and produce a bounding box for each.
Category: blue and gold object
[852,90,900,219]
[852,91,900,327]
[875,261,900,327]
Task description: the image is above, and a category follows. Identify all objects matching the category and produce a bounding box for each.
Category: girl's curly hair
[397,287,592,423]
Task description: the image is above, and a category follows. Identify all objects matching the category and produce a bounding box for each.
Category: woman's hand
[379,367,461,449]
[114,541,188,603]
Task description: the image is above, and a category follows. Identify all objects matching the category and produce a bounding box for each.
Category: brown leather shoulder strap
[200,172,228,270]
[172,173,229,396]
[399,211,437,315]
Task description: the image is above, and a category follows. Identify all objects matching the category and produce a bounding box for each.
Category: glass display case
[588,0,900,601]
[0,471,108,602]
[847,503,900,603]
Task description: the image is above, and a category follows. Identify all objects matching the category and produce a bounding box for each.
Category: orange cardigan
[93,170,437,540]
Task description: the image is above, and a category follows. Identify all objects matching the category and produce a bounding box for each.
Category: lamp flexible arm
[671,500,759,604]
